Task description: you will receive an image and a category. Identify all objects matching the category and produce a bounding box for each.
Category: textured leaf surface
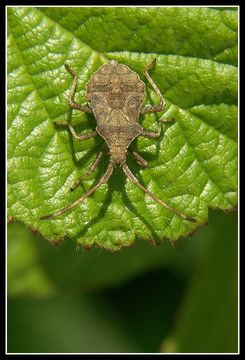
[7,7,238,251]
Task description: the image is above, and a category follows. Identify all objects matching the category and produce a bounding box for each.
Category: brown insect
[40,59,196,222]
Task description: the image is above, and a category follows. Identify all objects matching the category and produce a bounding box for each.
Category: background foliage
[7,6,238,353]
[8,209,238,353]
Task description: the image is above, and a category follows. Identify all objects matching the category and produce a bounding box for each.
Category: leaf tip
[148,238,161,246]
[7,216,15,224]
[51,239,63,247]
[26,224,39,236]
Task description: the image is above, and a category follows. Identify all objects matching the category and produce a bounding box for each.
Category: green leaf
[7,7,238,251]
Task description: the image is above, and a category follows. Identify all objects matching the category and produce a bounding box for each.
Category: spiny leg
[141,58,166,114]
[40,163,114,220]
[70,144,107,191]
[54,121,97,141]
[65,63,92,113]
[122,164,196,223]
[131,151,149,167]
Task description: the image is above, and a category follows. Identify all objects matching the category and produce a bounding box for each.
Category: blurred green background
[7,209,238,353]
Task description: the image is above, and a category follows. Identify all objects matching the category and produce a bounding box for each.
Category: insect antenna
[122,164,196,223]
[40,164,114,220]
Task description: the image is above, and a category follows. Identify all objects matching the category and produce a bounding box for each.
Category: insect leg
[140,129,162,139]
[140,58,166,114]
[70,147,106,191]
[122,164,196,223]
[65,63,92,114]
[54,121,97,141]
[140,117,175,139]
[131,151,149,167]
[40,163,114,220]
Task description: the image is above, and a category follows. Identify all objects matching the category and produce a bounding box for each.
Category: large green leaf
[7,7,238,251]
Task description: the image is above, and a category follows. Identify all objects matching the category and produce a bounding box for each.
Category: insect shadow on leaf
[121,184,161,242]
[40,59,196,223]
[73,186,113,242]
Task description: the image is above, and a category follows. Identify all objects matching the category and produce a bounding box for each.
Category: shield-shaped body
[86,61,146,157]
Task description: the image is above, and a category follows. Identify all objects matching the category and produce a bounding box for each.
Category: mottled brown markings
[40,59,196,223]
